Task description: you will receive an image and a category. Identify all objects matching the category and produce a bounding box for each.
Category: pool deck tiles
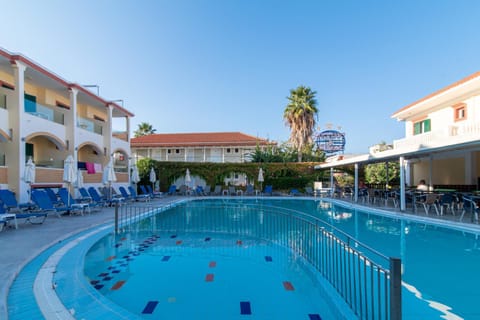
[283,281,295,291]
[111,280,126,290]
[240,301,252,315]
[205,273,214,282]
[142,300,159,314]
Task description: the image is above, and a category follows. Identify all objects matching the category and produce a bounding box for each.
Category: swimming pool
[8,197,480,319]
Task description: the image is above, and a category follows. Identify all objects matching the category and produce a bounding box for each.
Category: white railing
[393,122,480,151]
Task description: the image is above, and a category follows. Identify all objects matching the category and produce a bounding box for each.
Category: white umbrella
[102,158,117,201]
[258,167,264,190]
[63,155,76,206]
[24,157,36,201]
[131,163,140,184]
[75,169,84,189]
[185,169,191,188]
[149,168,157,186]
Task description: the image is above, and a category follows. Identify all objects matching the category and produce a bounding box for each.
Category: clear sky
[2,0,480,153]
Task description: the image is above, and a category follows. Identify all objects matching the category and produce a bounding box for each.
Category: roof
[131,132,274,148]
[0,47,134,117]
[391,71,480,120]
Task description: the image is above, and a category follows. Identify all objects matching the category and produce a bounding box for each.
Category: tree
[134,122,157,137]
[283,85,318,162]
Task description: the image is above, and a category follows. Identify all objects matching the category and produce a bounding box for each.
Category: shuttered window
[413,119,431,135]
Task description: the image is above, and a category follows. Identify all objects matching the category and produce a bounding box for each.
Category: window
[226,148,231,153]
[234,148,239,153]
[413,119,431,135]
[56,100,70,109]
[0,80,14,90]
[93,115,105,122]
[167,149,171,154]
[175,149,180,154]
[453,103,467,122]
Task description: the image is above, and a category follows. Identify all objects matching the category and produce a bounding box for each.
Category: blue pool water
[9,198,480,319]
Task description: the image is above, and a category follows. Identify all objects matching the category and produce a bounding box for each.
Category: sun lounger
[146,185,163,198]
[0,189,35,212]
[167,185,177,195]
[31,189,68,218]
[263,185,273,196]
[128,186,150,202]
[58,188,97,214]
[289,188,304,196]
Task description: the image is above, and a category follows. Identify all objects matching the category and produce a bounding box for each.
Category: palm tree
[283,85,318,162]
[134,122,157,137]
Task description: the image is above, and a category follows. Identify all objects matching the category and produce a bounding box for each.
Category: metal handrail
[114,201,401,319]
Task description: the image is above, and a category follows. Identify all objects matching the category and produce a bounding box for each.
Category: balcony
[77,117,103,135]
[25,101,65,125]
[393,122,480,151]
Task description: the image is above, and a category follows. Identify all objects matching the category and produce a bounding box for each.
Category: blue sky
[2,0,480,153]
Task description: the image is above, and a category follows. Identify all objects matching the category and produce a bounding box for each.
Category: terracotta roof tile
[131,132,274,148]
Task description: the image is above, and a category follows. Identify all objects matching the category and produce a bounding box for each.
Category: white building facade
[0,48,134,202]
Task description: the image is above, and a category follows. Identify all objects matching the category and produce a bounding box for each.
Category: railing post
[389,257,402,320]
[114,202,119,234]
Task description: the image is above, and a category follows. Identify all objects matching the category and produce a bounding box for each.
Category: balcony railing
[393,122,480,151]
[0,93,6,109]
[25,101,65,125]
[77,117,103,135]
[114,202,402,320]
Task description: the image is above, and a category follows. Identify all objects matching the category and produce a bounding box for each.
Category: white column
[10,61,28,202]
[428,155,433,189]
[465,151,473,184]
[105,104,113,158]
[354,163,358,202]
[404,160,411,186]
[203,147,206,162]
[185,148,187,162]
[68,87,78,163]
[330,167,334,192]
[399,156,406,211]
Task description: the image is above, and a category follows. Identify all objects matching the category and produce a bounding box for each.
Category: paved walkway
[0,196,183,320]
[1,195,479,319]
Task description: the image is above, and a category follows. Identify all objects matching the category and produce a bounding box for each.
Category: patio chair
[438,193,456,216]
[305,187,314,196]
[203,185,211,195]
[212,185,222,196]
[459,195,479,222]
[415,193,440,215]
[128,186,150,202]
[57,188,93,215]
[139,185,152,198]
[228,186,237,196]
[99,186,125,206]
[245,184,255,196]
